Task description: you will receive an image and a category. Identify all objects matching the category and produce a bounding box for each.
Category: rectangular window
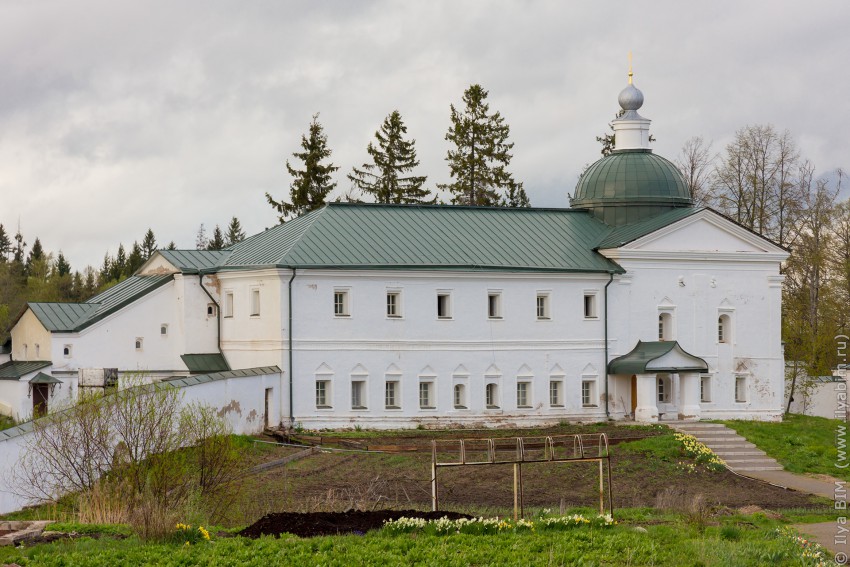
[316,380,330,408]
[657,376,670,403]
[387,292,401,318]
[437,293,452,319]
[583,294,597,319]
[581,380,596,407]
[485,383,499,408]
[224,292,234,318]
[351,381,366,409]
[549,380,563,406]
[385,381,399,408]
[488,293,502,319]
[536,293,550,320]
[419,382,434,409]
[250,289,261,316]
[700,375,712,403]
[516,382,530,408]
[454,384,466,409]
[334,290,349,317]
[735,376,747,403]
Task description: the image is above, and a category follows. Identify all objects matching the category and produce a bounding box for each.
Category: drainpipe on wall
[604,272,615,420]
[287,268,297,425]
[198,274,222,354]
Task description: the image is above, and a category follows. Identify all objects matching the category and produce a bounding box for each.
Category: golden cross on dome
[628,52,633,85]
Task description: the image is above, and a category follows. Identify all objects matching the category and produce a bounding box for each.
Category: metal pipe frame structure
[431,433,613,521]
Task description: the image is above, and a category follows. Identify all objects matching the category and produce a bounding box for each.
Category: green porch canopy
[608,341,709,375]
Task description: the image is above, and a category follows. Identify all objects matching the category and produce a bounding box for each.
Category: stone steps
[669,422,784,472]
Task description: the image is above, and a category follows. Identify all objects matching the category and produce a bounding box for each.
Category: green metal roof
[158,250,233,273]
[166,366,281,388]
[596,207,703,249]
[572,150,692,227]
[0,360,52,380]
[26,274,173,332]
[608,341,708,375]
[29,372,61,384]
[181,353,230,373]
[223,203,623,273]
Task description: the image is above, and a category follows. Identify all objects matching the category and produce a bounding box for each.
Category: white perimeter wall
[0,370,279,515]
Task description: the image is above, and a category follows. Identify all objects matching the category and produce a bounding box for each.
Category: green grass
[0,415,16,431]
[723,414,850,481]
[0,514,830,566]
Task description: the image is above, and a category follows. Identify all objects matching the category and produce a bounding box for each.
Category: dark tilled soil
[239,509,473,538]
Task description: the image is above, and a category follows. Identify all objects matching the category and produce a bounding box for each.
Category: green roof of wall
[222,203,623,273]
[158,250,233,273]
[166,366,281,388]
[0,360,51,380]
[181,353,230,373]
[26,274,173,332]
[596,207,703,249]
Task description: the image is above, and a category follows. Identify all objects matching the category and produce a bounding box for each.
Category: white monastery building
[0,77,790,429]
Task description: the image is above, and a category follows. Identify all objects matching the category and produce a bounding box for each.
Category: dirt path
[792,521,849,560]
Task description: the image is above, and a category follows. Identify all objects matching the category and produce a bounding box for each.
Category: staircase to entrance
[670,422,783,472]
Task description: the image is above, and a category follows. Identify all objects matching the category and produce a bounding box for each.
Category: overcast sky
[1,1,847,270]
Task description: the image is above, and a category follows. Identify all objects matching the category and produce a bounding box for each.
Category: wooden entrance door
[33,384,49,417]
[630,375,637,416]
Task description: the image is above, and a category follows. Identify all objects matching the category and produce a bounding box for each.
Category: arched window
[658,313,673,341]
[718,314,731,343]
[657,374,671,403]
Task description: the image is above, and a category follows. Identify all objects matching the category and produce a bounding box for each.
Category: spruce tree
[348,110,430,204]
[195,224,208,250]
[26,238,44,276]
[99,254,112,285]
[207,226,225,251]
[225,217,246,246]
[111,244,127,281]
[267,113,338,222]
[83,268,96,299]
[166,241,177,250]
[56,251,71,276]
[141,229,157,259]
[439,84,525,207]
[0,224,10,261]
[126,242,144,276]
[12,230,26,265]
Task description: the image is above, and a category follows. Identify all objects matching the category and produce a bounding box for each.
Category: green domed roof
[572,149,692,226]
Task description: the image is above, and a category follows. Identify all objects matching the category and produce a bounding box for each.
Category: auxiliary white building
[0,79,789,429]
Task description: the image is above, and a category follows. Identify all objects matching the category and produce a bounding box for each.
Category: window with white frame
[437,292,452,319]
[386,291,401,318]
[657,374,671,403]
[453,384,466,409]
[488,292,502,319]
[419,381,434,409]
[700,375,712,403]
[583,293,598,319]
[135,337,143,351]
[718,314,731,343]
[516,382,531,408]
[485,383,500,408]
[735,375,747,403]
[316,380,332,408]
[334,290,350,317]
[63,345,72,358]
[351,380,366,409]
[224,292,234,318]
[581,380,596,407]
[549,380,563,406]
[385,381,399,409]
[658,312,673,341]
[207,303,217,317]
[536,293,550,320]
[250,289,261,317]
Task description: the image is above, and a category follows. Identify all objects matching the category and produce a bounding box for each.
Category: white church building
[0,78,789,429]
